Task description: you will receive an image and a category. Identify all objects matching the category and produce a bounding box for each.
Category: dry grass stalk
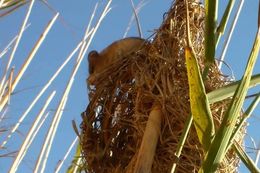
[124,0,146,38]
[0,13,59,148]
[129,0,143,38]
[35,95,71,173]
[0,0,35,106]
[0,78,8,105]
[8,91,56,173]
[0,13,59,111]
[7,67,14,104]
[0,24,30,60]
[34,2,112,172]
[0,1,27,18]
[0,104,8,123]
[54,136,79,173]
[0,29,84,151]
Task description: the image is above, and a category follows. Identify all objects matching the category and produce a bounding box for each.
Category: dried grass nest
[80,0,245,172]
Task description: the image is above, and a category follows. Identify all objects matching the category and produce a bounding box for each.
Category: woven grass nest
[80,0,244,172]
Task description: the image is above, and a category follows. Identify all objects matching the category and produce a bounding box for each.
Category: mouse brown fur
[88,37,146,84]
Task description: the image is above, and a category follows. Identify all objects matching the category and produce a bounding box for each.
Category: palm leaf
[185,47,214,150]
[200,21,260,173]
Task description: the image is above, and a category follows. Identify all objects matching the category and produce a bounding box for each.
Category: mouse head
[88,50,99,74]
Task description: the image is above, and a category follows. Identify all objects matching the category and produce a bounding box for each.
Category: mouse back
[99,37,145,59]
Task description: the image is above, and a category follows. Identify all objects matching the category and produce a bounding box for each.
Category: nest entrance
[81,0,242,172]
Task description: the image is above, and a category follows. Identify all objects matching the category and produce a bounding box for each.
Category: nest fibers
[81,0,244,172]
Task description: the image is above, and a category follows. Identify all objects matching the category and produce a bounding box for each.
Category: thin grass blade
[226,92,260,154]
[54,137,79,173]
[0,12,58,111]
[205,0,218,65]
[233,142,260,173]
[0,13,59,148]
[129,0,143,38]
[72,120,80,138]
[207,73,260,104]
[66,143,82,173]
[170,113,193,173]
[0,0,26,10]
[218,0,244,69]
[256,141,260,166]
[8,91,55,173]
[0,0,35,101]
[0,23,30,59]
[36,2,112,172]
[0,1,27,17]
[7,67,14,104]
[216,0,235,45]
[124,0,146,38]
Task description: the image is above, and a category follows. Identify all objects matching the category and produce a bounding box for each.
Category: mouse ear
[88,50,99,74]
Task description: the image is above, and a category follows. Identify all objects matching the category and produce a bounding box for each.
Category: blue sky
[0,0,259,172]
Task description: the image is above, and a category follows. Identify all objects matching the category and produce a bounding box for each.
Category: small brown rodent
[87,37,146,84]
